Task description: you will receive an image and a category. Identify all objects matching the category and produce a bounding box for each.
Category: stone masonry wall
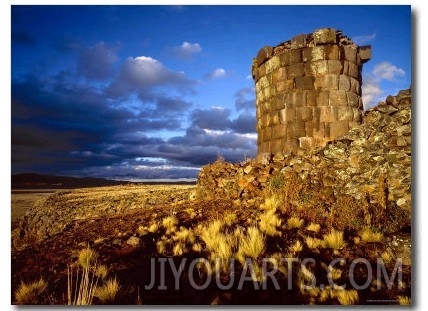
[252,28,372,155]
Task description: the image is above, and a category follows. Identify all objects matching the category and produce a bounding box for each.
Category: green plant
[269,173,285,192]
[14,278,47,305]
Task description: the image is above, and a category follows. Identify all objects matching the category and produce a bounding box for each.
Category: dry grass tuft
[14,278,47,305]
[306,222,321,233]
[261,195,281,211]
[224,212,238,227]
[95,277,121,304]
[236,226,265,264]
[259,209,282,236]
[398,295,411,305]
[322,229,346,250]
[162,215,178,235]
[305,237,322,249]
[287,216,304,229]
[359,227,383,243]
[148,223,159,233]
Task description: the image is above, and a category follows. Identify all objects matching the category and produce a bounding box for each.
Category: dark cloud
[235,87,256,111]
[11,54,256,179]
[156,97,192,115]
[230,112,256,134]
[77,41,120,80]
[190,107,231,130]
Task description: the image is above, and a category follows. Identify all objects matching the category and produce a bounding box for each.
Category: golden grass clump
[319,287,359,305]
[200,220,235,273]
[95,265,108,280]
[68,247,100,305]
[259,209,282,236]
[162,215,178,235]
[78,247,97,269]
[236,226,265,264]
[14,278,47,305]
[398,295,411,305]
[287,216,304,229]
[305,237,322,249]
[148,223,159,233]
[223,212,238,227]
[321,229,346,250]
[306,222,321,233]
[381,249,394,264]
[359,227,383,243]
[173,227,195,244]
[289,240,303,255]
[94,277,121,304]
[261,195,281,211]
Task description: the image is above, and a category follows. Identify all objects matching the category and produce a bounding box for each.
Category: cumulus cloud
[362,78,383,109]
[352,33,376,45]
[172,41,202,59]
[362,61,406,109]
[107,56,196,98]
[372,61,405,81]
[205,68,226,79]
[78,41,120,80]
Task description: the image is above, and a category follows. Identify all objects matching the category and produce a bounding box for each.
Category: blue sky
[11,5,411,180]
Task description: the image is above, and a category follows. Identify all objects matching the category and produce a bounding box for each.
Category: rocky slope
[197,89,411,231]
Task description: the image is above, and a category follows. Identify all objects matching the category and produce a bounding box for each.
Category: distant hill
[11,173,129,189]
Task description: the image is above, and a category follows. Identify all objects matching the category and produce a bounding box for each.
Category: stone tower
[252,28,371,156]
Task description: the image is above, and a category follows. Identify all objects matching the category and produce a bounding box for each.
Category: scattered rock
[126,236,141,246]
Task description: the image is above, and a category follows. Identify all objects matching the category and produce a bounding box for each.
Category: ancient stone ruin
[251,28,372,156]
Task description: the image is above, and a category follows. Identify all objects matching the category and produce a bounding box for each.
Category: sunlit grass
[259,209,282,236]
[162,215,178,235]
[287,216,304,229]
[359,227,383,243]
[224,212,238,227]
[94,277,121,304]
[260,195,281,211]
[236,226,265,264]
[305,236,322,249]
[14,278,47,305]
[398,295,411,305]
[306,222,321,233]
[321,229,346,250]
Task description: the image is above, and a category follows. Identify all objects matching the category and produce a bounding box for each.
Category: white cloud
[362,61,406,109]
[372,61,405,81]
[180,42,201,54]
[352,33,376,45]
[205,68,226,79]
[362,79,383,109]
[172,41,202,59]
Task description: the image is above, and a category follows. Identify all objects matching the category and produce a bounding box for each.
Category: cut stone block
[295,76,315,90]
[257,46,274,66]
[313,27,337,45]
[291,34,306,49]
